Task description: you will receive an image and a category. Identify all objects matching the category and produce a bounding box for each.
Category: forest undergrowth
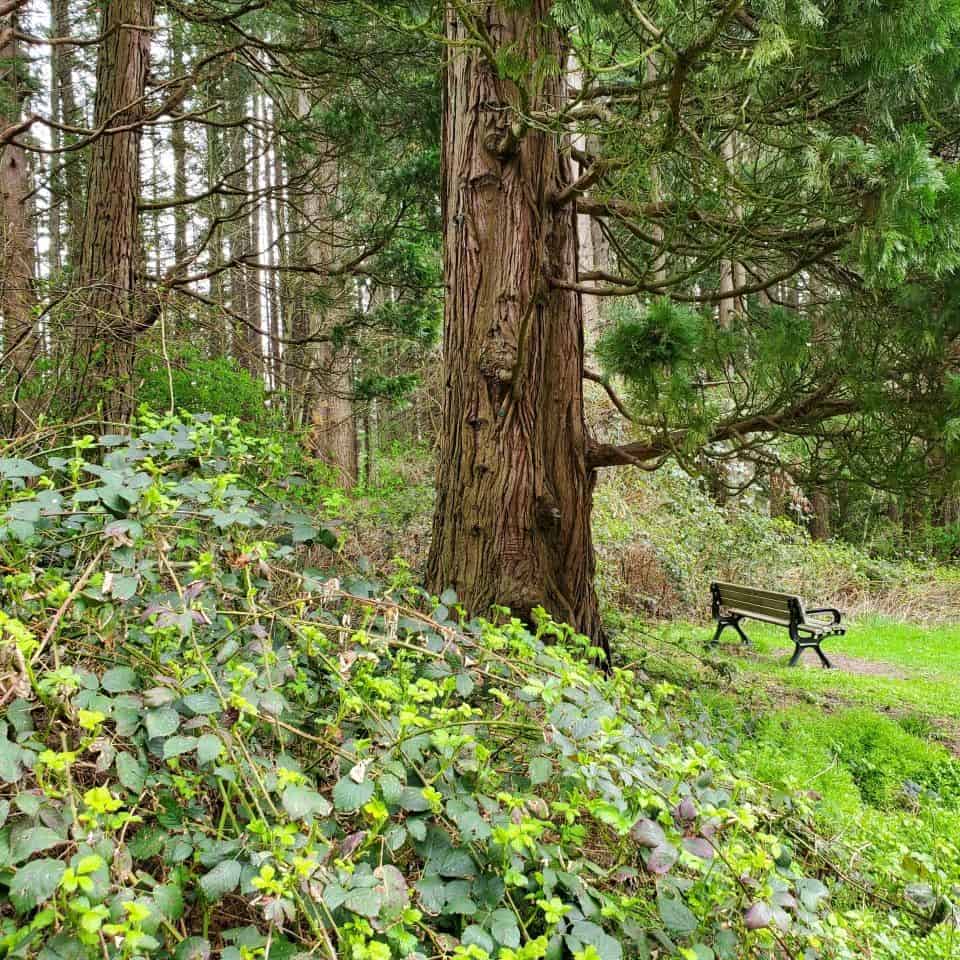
[1,413,958,959]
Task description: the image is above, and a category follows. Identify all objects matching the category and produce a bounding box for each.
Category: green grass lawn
[625,615,960,959]
[653,617,960,723]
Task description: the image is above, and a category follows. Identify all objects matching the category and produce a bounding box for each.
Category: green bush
[136,346,279,428]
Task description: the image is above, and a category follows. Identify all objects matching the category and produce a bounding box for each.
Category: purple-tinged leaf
[340,830,367,859]
[743,902,773,930]
[631,817,666,848]
[682,837,714,860]
[646,842,679,875]
[183,580,206,602]
[674,797,697,822]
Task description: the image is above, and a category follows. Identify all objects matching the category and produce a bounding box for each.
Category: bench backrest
[711,581,804,627]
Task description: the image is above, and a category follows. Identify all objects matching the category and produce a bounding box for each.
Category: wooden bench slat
[713,582,801,604]
[723,607,792,627]
[718,596,795,617]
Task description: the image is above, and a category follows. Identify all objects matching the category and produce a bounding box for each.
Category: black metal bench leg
[814,644,832,669]
[788,644,803,667]
[731,617,751,646]
[709,621,727,646]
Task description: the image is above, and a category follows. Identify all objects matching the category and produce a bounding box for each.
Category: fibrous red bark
[427,2,603,645]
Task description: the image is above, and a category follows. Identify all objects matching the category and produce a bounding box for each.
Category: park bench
[709,581,844,668]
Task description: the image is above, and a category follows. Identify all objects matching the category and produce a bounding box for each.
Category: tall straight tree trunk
[204,80,226,354]
[245,119,264,380]
[306,339,358,485]
[171,18,188,269]
[427,2,603,643]
[262,107,282,390]
[51,0,83,271]
[72,0,154,424]
[1,6,38,430]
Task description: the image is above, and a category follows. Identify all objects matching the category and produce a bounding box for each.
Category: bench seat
[710,581,844,668]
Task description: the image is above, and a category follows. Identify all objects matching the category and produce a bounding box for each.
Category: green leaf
[322,883,346,910]
[145,707,180,740]
[282,785,332,822]
[129,825,166,859]
[175,938,211,960]
[116,752,146,793]
[0,735,27,783]
[199,860,242,901]
[657,893,698,934]
[332,776,374,812]
[182,692,220,716]
[529,757,552,785]
[153,883,185,921]
[11,826,63,864]
[374,864,409,918]
[463,926,495,954]
[344,886,383,918]
[0,458,43,479]
[163,736,198,760]
[9,858,65,913]
[102,666,139,693]
[490,908,521,947]
[196,734,223,766]
[107,575,138,601]
[569,922,622,960]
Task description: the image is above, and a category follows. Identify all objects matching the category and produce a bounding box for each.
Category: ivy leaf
[682,837,714,860]
[102,666,139,692]
[163,736,197,760]
[658,893,698,934]
[196,734,223,767]
[199,860,242,901]
[116,752,146,793]
[0,458,43,479]
[9,858,66,913]
[332,776,374,812]
[344,886,382,918]
[145,706,180,740]
[796,877,829,911]
[282,785,332,822]
[646,842,678,875]
[11,826,64,864]
[631,818,666,848]
[743,902,772,930]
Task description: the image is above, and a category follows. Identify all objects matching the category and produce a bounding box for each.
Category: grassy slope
[666,618,960,722]
[626,616,960,958]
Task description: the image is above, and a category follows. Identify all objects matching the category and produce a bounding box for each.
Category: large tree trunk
[427,2,603,644]
[306,338,358,486]
[72,0,154,424]
[1,6,38,431]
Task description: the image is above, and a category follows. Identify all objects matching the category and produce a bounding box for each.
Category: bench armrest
[806,607,842,624]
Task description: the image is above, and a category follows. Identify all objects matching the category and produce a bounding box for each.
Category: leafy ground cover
[2,414,958,960]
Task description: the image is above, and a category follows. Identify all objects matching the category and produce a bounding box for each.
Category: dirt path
[769,648,913,679]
